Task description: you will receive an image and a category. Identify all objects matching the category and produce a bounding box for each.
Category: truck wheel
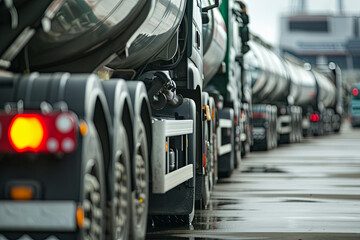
[83,159,106,240]
[241,142,246,157]
[112,150,131,240]
[131,123,149,240]
[266,128,271,150]
[202,173,210,209]
[202,124,210,209]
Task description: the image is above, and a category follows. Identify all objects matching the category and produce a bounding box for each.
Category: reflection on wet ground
[147,233,360,240]
[241,166,286,173]
[146,122,360,240]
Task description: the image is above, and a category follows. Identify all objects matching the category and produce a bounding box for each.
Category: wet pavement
[146,121,360,240]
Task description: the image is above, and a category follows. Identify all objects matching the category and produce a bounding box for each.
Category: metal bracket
[217,118,232,156]
[152,118,194,193]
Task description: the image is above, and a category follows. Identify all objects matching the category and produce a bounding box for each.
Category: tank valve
[147,72,183,110]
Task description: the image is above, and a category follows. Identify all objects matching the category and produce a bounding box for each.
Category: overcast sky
[244,0,360,47]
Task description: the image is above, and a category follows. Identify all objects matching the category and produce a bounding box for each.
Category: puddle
[282,199,319,203]
[242,166,286,173]
[207,199,244,210]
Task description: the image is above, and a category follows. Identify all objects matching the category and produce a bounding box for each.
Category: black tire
[202,122,210,209]
[280,134,290,144]
[110,125,132,240]
[234,145,241,169]
[201,174,210,209]
[218,165,232,178]
[130,121,149,240]
[252,139,268,151]
[241,141,247,157]
[212,131,218,186]
[266,128,271,150]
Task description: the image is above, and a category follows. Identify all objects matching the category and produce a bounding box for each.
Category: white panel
[164,119,193,136]
[163,164,194,193]
[152,118,194,194]
[0,201,76,231]
[218,144,232,156]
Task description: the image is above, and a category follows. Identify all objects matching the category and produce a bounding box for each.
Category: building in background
[279,0,360,85]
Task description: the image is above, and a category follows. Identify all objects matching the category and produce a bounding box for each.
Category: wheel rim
[114,154,129,238]
[83,171,103,240]
[134,150,147,225]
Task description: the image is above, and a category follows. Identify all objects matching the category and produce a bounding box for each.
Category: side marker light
[76,206,84,228]
[10,186,34,200]
[79,121,88,136]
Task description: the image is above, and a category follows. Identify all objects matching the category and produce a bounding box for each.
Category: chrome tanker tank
[108,0,186,70]
[0,0,60,70]
[202,1,227,86]
[24,0,186,72]
[284,58,317,107]
[311,68,336,110]
[245,40,289,104]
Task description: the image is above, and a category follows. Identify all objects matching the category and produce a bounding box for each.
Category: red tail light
[310,114,320,122]
[0,112,77,153]
[252,112,267,119]
[234,115,238,125]
[9,114,46,152]
[352,88,359,96]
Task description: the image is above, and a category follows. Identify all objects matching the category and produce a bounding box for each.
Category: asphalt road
[147,120,360,240]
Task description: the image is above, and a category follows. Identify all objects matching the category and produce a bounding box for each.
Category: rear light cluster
[234,115,238,125]
[0,112,78,153]
[353,88,359,96]
[310,114,320,122]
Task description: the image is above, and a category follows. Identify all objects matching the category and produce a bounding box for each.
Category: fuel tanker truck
[0,0,225,239]
[285,58,343,136]
[203,0,250,177]
[306,62,343,136]
[244,36,342,151]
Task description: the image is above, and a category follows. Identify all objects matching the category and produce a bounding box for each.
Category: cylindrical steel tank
[109,0,186,69]
[245,40,289,104]
[245,39,336,112]
[0,0,55,67]
[312,69,336,110]
[285,60,317,107]
[27,0,148,69]
[25,0,186,72]
[202,2,227,86]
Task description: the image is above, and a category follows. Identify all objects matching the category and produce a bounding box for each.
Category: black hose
[147,72,183,110]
